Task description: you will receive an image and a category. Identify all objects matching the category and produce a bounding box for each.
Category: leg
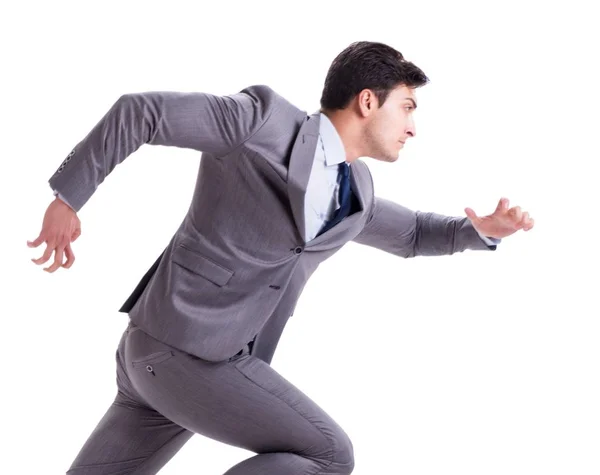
[67,394,192,474]
[66,328,193,474]
[125,325,355,474]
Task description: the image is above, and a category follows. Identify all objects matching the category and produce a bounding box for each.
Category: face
[361,84,417,162]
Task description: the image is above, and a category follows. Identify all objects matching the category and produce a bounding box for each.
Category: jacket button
[294,246,303,254]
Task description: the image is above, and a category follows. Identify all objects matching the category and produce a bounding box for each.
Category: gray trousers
[66,322,355,474]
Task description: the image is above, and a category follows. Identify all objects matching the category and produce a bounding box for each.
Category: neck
[320,109,364,163]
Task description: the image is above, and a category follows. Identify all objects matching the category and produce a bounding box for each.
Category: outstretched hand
[465,198,534,239]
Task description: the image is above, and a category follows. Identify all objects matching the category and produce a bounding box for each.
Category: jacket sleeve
[47,85,275,212]
[352,196,498,257]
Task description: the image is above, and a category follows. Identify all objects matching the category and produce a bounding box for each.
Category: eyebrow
[405,98,418,109]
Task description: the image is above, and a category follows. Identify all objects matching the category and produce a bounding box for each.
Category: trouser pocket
[131,350,175,375]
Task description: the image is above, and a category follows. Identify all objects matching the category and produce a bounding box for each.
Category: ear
[357,89,378,117]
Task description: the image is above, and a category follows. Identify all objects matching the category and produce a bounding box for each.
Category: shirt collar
[319,112,347,167]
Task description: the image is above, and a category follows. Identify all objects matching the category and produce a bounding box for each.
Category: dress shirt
[303,113,349,241]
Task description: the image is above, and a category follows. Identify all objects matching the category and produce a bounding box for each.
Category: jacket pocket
[171,244,234,287]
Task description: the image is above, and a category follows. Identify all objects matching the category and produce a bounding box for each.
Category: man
[28,41,534,474]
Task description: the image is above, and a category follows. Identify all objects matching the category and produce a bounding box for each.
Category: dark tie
[317,162,352,236]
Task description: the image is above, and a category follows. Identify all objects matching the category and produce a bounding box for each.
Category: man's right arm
[48,85,276,212]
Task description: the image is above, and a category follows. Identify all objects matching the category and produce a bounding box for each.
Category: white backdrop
[3,0,599,473]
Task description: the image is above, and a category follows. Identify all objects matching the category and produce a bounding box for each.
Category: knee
[333,432,355,474]
[315,427,355,474]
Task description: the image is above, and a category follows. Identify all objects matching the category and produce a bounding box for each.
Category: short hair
[320,41,429,110]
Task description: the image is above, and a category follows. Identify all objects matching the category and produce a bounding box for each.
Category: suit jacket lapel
[287,112,320,243]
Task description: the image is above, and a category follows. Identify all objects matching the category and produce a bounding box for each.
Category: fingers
[31,241,55,265]
[523,218,535,231]
[464,207,481,224]
[518,211,535,231]
[62,242,76,268]
[508,207,535,231]
[508,206,523,227]
[518,211,529,228]
[44,245,66,273]
[27,235,45,248]
[30,237,72,272]
[473,197,534,234]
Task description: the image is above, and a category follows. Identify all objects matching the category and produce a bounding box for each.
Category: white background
[3,0,599,473]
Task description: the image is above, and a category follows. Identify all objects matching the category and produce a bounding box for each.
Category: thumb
[464,207,481,224]
[495,197,509,213]
[71,228,81,242]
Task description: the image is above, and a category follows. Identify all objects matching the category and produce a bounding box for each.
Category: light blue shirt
[303,113,349,241]
[54,112,499,247]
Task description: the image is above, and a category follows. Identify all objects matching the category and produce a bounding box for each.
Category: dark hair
[320,41,429,110]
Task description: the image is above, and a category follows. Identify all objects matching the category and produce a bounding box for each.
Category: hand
[464,197,534,239]
[27,196,81,272]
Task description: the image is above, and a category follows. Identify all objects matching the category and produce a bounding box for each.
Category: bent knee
[310,427,355,474]
[331,432,355,474]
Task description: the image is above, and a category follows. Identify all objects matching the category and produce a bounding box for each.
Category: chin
[374,155,397,163]
[371,150,398,162]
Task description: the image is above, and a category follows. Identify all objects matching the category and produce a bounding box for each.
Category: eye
[404,106,414,112]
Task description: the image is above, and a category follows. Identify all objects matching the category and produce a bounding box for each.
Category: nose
[406,118,416,138]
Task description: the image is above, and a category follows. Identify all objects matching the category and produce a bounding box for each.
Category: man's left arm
[352,196,499,258]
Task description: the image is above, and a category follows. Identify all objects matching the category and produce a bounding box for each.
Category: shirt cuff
[476,229,501,247]
[53,189,75,211]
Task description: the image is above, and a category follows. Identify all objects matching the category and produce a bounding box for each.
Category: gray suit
[49,85,495,474]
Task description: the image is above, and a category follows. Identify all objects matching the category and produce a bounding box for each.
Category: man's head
[320,41,429,163]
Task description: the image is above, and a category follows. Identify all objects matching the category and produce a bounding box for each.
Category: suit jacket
[48,85,496,364]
